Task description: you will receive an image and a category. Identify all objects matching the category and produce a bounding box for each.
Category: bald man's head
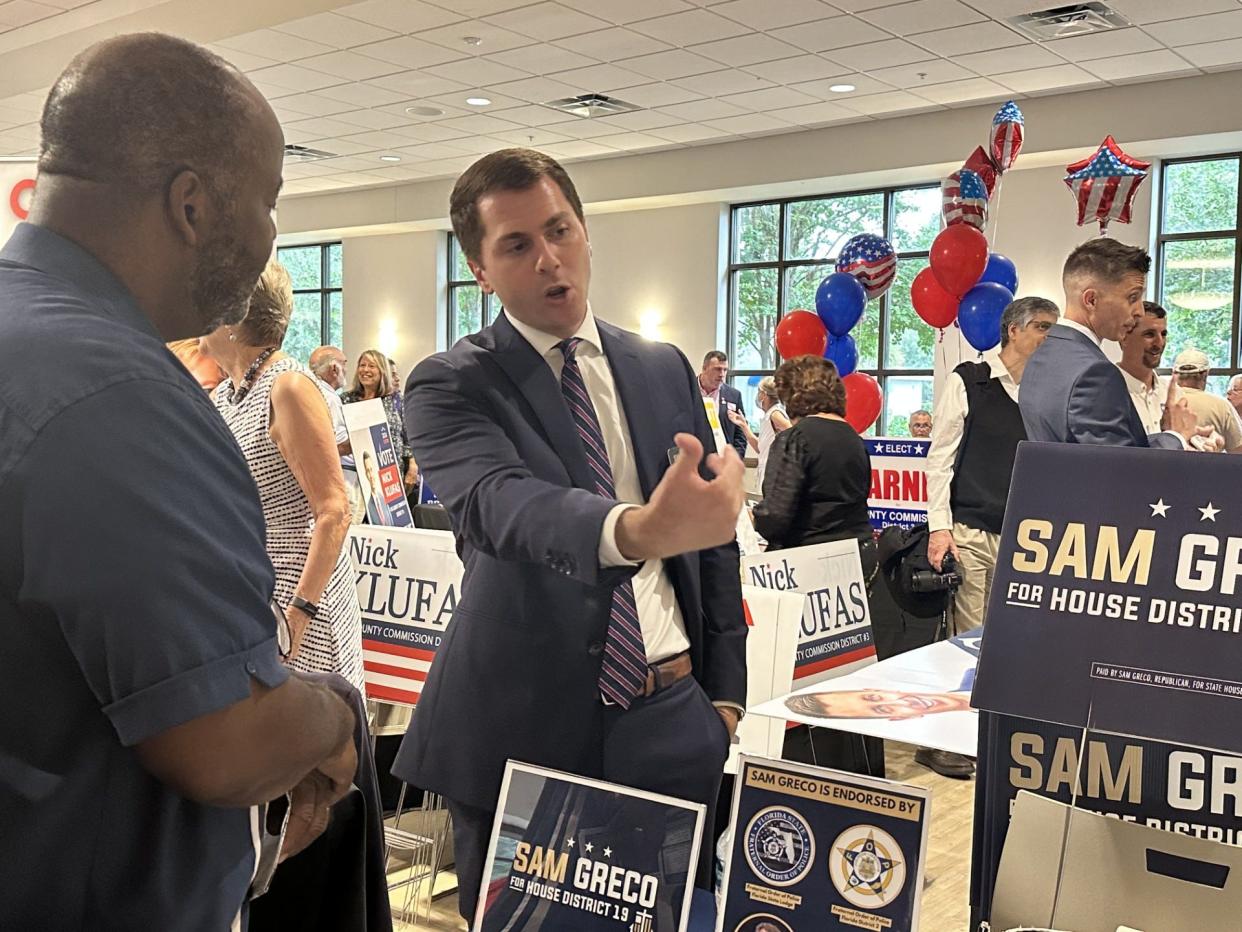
[40,33,260,200]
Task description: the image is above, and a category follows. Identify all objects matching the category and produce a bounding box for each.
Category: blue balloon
[958,282,1014,352]
[815,271,867,337]
[823,333,858,377]
[979,253,1018,294]
[747,374,762,386]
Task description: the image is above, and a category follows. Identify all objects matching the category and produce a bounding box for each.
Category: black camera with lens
[909,552,963,594]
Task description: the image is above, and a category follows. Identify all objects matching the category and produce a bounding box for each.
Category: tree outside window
[276,243,342,364]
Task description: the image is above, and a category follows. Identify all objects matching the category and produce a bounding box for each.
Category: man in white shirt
[1227,373,1242,420]
[1117,302,1168,434]
[309,345,360,519]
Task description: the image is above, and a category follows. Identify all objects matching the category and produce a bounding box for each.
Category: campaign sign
[970,711,1242,925]
[475,762,705,932]
[728,586,803,774]
[2,161,36,248]
[348,524,462,707]
[343,397,413,528]
[742,541,876,687]
[863,437,929,531]
[973,443,1242,754]
[717,756,930,932]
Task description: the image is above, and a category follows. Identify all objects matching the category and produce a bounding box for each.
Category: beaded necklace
[227,347,277,404]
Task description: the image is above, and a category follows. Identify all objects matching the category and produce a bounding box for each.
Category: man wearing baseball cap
[1173,349,1242,452]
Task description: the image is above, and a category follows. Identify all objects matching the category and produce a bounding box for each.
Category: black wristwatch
[289,595,319,619]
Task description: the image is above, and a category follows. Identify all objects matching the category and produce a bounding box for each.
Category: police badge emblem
[743,806,815,887]
[828,824,906,909]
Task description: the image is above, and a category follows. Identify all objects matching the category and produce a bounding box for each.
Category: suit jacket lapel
[598,323,664,499]
[488,314,594,492]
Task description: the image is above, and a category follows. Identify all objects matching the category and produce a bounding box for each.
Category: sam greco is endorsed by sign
[974,443,1242,754]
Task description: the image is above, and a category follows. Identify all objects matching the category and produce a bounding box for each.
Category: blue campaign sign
[863,438,929,531]
[973,443,1242,753]
[717,756,929,932]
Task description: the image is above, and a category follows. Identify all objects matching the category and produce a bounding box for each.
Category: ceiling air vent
[1007,2,1130,41]
[544,93,641,119]
[283,144,337,162]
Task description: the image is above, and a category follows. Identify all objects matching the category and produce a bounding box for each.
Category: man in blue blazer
[392,149,747,922]
[1020,238,1198,448]
[698,350,749,458]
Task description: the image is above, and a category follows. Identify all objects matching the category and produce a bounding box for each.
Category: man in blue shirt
[0,33,357,929]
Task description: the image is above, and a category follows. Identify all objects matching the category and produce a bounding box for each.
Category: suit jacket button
[587,641,603,656]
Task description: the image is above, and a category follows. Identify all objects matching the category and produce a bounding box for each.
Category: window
[448,234,502,344]
[727,185,940,435]
[276,242,343,364]
[1156,155,1242,393]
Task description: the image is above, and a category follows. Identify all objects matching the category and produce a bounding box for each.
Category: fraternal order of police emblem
[828,825,906,909]
[744,806,815,887]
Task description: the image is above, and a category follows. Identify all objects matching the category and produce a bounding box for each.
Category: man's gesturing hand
[616,433,745,562]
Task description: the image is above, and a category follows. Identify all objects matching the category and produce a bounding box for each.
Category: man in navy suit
[1020,238,1199,448]
[392,149,747,922]
[698,350,749,458]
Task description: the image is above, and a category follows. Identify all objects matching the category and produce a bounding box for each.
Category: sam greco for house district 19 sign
[973,442,1242,754]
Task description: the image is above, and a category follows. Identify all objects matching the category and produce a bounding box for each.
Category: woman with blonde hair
[343,348,417,493]
[728,375,791,490]
[200,260,364,691]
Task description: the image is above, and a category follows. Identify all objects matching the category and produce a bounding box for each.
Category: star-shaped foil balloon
[1064,135,1151,236]
[991,100,1024,173]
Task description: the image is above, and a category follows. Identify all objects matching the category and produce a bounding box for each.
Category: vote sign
[973,443,1242,753]
[863,437,929,531]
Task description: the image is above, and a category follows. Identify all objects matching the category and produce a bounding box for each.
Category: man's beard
[191,224,268,336]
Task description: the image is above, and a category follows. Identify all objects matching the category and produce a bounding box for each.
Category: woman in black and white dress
[201,260,364,692]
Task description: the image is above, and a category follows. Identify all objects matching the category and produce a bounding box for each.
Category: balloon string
[989,174,1005,249]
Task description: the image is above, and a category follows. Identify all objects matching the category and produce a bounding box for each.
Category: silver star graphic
[1200,503,1220,522]
[1150,499,1170,518]
[603,846,613,858]
[567,838,575,848]
[584,842,594,853]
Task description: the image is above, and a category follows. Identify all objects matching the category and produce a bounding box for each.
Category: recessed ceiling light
[463,36,482,46]
[405,105,443,117]
[379,155,401,162]
[829,83,856,93]
[466,96,491,107]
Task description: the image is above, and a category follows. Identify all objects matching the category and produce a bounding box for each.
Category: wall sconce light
[638,309,663,341]
[377,318,399,358]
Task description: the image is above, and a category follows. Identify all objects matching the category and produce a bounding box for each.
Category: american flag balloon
[990,100,1024,173]
[835,233,897,301]
[963,145,999,196]
[1064,136,1151,235]
[942,168,988,230]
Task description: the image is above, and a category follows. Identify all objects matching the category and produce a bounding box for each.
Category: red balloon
[842,372,882,434]
[774,309,828,359]
[963,145,999,197]
[911,267,959,329]
[930,224,988,298]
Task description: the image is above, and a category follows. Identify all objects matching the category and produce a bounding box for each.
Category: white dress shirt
[1055,317,1101,346]
[504,310,691,664]
[926,352,1018,533]
[1119,367,1166,436]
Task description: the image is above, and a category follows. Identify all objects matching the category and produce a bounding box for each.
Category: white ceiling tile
[860,0,984,35]
[631,8,748,44]
[484,103,579,125]
[315,81,407,107]
[766,99,856,125]
[394,141,481,160]
[996,63,1101,94]
[1083,48,1198,82]
[745,54,845,84]
[272,12,397,49]
[320,108,407,130]
[718,85,820,110]
[827,38,936,72]
[0,92,44,118]
[913,76,1012,106]
[417,21,533,54]
[485,126,576,146]
[487,74,584,102]
[956,43,1065,75]
[1145,10,1242,46]
[217,29,334,62]
[1175,36,1242,69]
[614,81,705,107]
[250,63,343,93]
[689,33,804,66]
[868,58,972,88]
[647,121,728,143]
[768,15,888,53]
[911,21,1026,57]
[284,116,374,140]
[836,89,941,115]
[956,0,1066,14]
[702,112,795,134]
[208,46,279,73]
[377,121,473,143]
[557,0,694,24]
[336,0,463,33]
[620,48,723,79]
[410,155,477,176]
[267,92,358,117]
[711,0,836,29]
[541,139,617,157]
[369,72,469,99]
[426,58,532,85]
[1044,27,1162,62]
[789,73,895,98]
[430,90,528,111]
[299,50,402,81]
[342,129,429,149]
[558,27,672,61]
[674,69,774,95]
[0,0,59,28]
[353,35,466,69]
[297,137,381,156]
[449,0,540,16]
[489,43,597,74]
[555,116,631,138]
[436,112,526,134]
[585,108,682,130]
[831,0,926,9]
[660,97,749,120]
[485,2,611,40]
[1107,0,1238,25]
[596,130,675,149]
[550,62,651,90]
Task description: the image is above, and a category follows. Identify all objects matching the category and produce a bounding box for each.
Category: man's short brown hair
[1062,238,1151,286]
[450,148,585,262]
[774,355,847,419]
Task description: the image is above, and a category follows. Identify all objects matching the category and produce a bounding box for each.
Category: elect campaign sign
[863,437,928,531]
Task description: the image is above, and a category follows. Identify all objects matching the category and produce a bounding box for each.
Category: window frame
[447,233,502,344]
[275,241,342,346]
[726,184,938,435]
[1154,153,1242,384]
